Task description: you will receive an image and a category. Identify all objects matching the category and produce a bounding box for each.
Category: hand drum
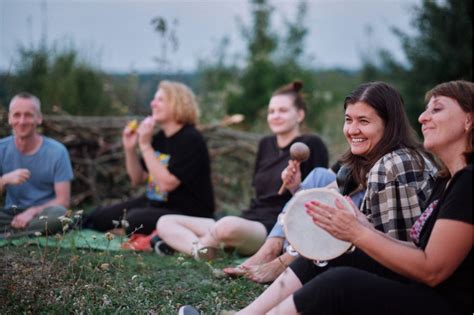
[283,188,355,261]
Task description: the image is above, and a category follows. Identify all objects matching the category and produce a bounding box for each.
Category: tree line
[0,0,471,132]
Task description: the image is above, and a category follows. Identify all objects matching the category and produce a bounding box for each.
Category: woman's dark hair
[341,81,429,188]
[272,80,307,113]
[425,80,473,165]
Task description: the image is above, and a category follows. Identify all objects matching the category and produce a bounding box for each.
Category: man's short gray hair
[9,92,42,114]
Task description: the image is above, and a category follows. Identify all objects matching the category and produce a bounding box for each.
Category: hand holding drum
[283,188,355,261]
[278,142,310,195]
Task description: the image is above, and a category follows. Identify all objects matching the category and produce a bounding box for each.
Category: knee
[317,267,360,288]
[213,216,242,242]
[156,215,180,237]
[42,205,67,219]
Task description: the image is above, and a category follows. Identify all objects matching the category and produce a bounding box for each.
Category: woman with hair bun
[157,80,329,259]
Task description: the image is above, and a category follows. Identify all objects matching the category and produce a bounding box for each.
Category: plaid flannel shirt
[361,147,437,241]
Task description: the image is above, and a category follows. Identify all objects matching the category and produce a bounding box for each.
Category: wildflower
[62,224,69,232]
[100,263,110,271]
[55,233,62,241]
[120,219,130,228]
[105,232,114,241]
[39,216,48,221]
[102,294,111,306]
[75,210,84,215]
[58,216,72,224]
[112,220,120,227]
[92,235,97,240]
[34,231,42,236]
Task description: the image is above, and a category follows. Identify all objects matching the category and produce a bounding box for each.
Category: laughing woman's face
[343,101,385,156]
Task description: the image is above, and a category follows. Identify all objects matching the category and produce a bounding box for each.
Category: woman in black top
[83,81,214,236]
[238,81,472,315]
[157,81,329,259]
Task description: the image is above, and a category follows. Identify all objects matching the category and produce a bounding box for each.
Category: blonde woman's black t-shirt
[141,124,215,218]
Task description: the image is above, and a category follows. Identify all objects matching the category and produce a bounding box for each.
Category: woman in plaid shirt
[236,82,440,314]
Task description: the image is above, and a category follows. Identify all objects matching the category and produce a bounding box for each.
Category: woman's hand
[305,198,368,243]
[122,121,139,151]
[137,116,156,151]
[281,160,302,193]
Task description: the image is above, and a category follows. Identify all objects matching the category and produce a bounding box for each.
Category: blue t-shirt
[0,136,74,208]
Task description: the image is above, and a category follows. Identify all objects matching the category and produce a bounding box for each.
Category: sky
[0,0,421,73]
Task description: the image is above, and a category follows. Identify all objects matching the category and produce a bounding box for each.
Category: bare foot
[223,265,248,277]
[244,259,285,284]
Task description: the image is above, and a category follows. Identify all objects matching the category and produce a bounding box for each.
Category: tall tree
[6,46,126,116]
[227,0,278,123]
[363,0,472,125]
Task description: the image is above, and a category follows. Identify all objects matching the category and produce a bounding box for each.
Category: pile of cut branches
[0,110,260,213]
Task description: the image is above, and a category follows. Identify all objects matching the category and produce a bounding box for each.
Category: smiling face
[150,88,174,124]
[343,101,385,156]
[267,94,304,136]
[8,97,42,139]
[419,96,471,156]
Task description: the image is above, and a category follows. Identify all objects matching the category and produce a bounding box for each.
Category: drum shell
[283,188,355,261]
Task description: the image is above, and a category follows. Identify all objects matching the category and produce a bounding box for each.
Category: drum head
[283,188,355,261]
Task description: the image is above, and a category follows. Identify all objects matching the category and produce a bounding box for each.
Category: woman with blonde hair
[83,81,215,241]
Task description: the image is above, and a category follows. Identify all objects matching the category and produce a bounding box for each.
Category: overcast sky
[0,0,421,73]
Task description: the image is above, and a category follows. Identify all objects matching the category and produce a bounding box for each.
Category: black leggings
[291,251,457,315]
[82,195,181,235]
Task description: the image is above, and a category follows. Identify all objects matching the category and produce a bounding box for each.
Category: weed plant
[0,233,265,314]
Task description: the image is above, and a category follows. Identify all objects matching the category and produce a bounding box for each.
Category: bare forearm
[124,149,145,186]
[355,227,439,285]
[141,146,179,192]
[36,194,70,213]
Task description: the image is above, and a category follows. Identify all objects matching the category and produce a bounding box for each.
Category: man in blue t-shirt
[0,92,74,238]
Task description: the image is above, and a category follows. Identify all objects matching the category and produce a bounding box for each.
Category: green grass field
[0,243,266,314]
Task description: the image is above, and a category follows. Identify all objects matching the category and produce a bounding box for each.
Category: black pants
[82,195,181,235]
[291,251,458,315]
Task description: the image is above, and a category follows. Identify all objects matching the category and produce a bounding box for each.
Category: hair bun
[292,80,303,92]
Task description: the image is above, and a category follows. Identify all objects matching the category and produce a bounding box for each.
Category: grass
[0,240,266,314]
